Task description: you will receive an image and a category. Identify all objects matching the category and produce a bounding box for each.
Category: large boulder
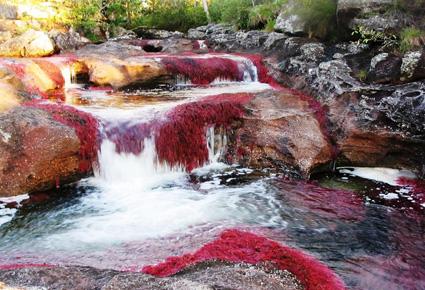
[82,56,167,89]
[0,106,81,197]
[230,90,334,177]
[0,29,55,57]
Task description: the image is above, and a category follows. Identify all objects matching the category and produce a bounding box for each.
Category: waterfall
[206,126,227,164]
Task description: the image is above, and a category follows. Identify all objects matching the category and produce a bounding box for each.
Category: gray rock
[368,53,401,84]
[235,30,269,49]
[275,13,306,35]
[263,32,287,50]
[401,51,422,80]
[299,42,325,62]
[0,29,55,57]
[0,4,17,19]
[0,262,303,290]
[49,28,90,52]
[187,26,208,39]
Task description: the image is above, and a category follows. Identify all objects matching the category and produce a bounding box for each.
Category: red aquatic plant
[160,57,244,85]
[274,178,365,221]
[0,263,52,271]
[24,100,99,173]
[143,229,347,290]
[155,93,253,171]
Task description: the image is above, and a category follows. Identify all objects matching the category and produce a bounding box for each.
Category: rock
[0,262,303,290]
[49,28,89,52]
[263,32,287,50]
[275,13,306,35]
[0,106,81,197]
[368,53,402,83]
[377,81,425,135]
[230,90,334,177]
[299,42,325,63]
[235,30,269,49]
[82,56,167,89]
[187,26,208,39]
[0,29,55,57]
[401,51,422,81]
[0,31,12,43]
[329,91,425,172]
[0,3,17,19]
[134,28,184,39]
[111,26,137,40]
[0,82,20,112]
[337,0,406,32]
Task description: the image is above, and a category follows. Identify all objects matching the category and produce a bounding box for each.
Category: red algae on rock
[142,229,347,290]
[155,93,253,171]
[24,101,99,173]
[160,57,244,84]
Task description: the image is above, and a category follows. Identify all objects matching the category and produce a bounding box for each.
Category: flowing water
[0,54,424,290]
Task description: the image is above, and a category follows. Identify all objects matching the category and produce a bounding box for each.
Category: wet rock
[49,28,89,52]
[0,106,81,197]
[231,90,334,177]
[0,82,20,112]
[368,53,402,83]
[0,29,55,57]
[0,262,303,290]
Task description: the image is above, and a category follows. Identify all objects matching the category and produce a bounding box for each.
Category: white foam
[39,137,285,250]
[338,167,416,186]
[379,193,399,200]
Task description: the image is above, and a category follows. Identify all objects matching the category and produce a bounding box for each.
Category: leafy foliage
[352,25,398,50]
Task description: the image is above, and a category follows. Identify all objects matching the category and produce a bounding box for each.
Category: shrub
[290,0,337,38]
[399,27,425,52]
[210,0,252,29]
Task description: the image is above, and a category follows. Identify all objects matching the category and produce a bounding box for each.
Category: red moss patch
[24,100,99,173]
[143,229,347,290]
[155,93,253,171]
[160,57,244,85]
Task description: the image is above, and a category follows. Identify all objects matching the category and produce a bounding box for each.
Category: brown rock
[329,92,425,172]
[230,90,334,177]
[0,29,55,57]
[0,106,81,197]
[82,56,167,89]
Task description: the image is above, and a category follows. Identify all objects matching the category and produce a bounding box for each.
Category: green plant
[352,25,398,50]
[399,27,425,52]
[356,69,368,82]
[210,0,252,29]
[290,0,337,38]
[248,0,286,30]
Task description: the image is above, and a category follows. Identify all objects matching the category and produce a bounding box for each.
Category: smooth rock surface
[0,107,81,197]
